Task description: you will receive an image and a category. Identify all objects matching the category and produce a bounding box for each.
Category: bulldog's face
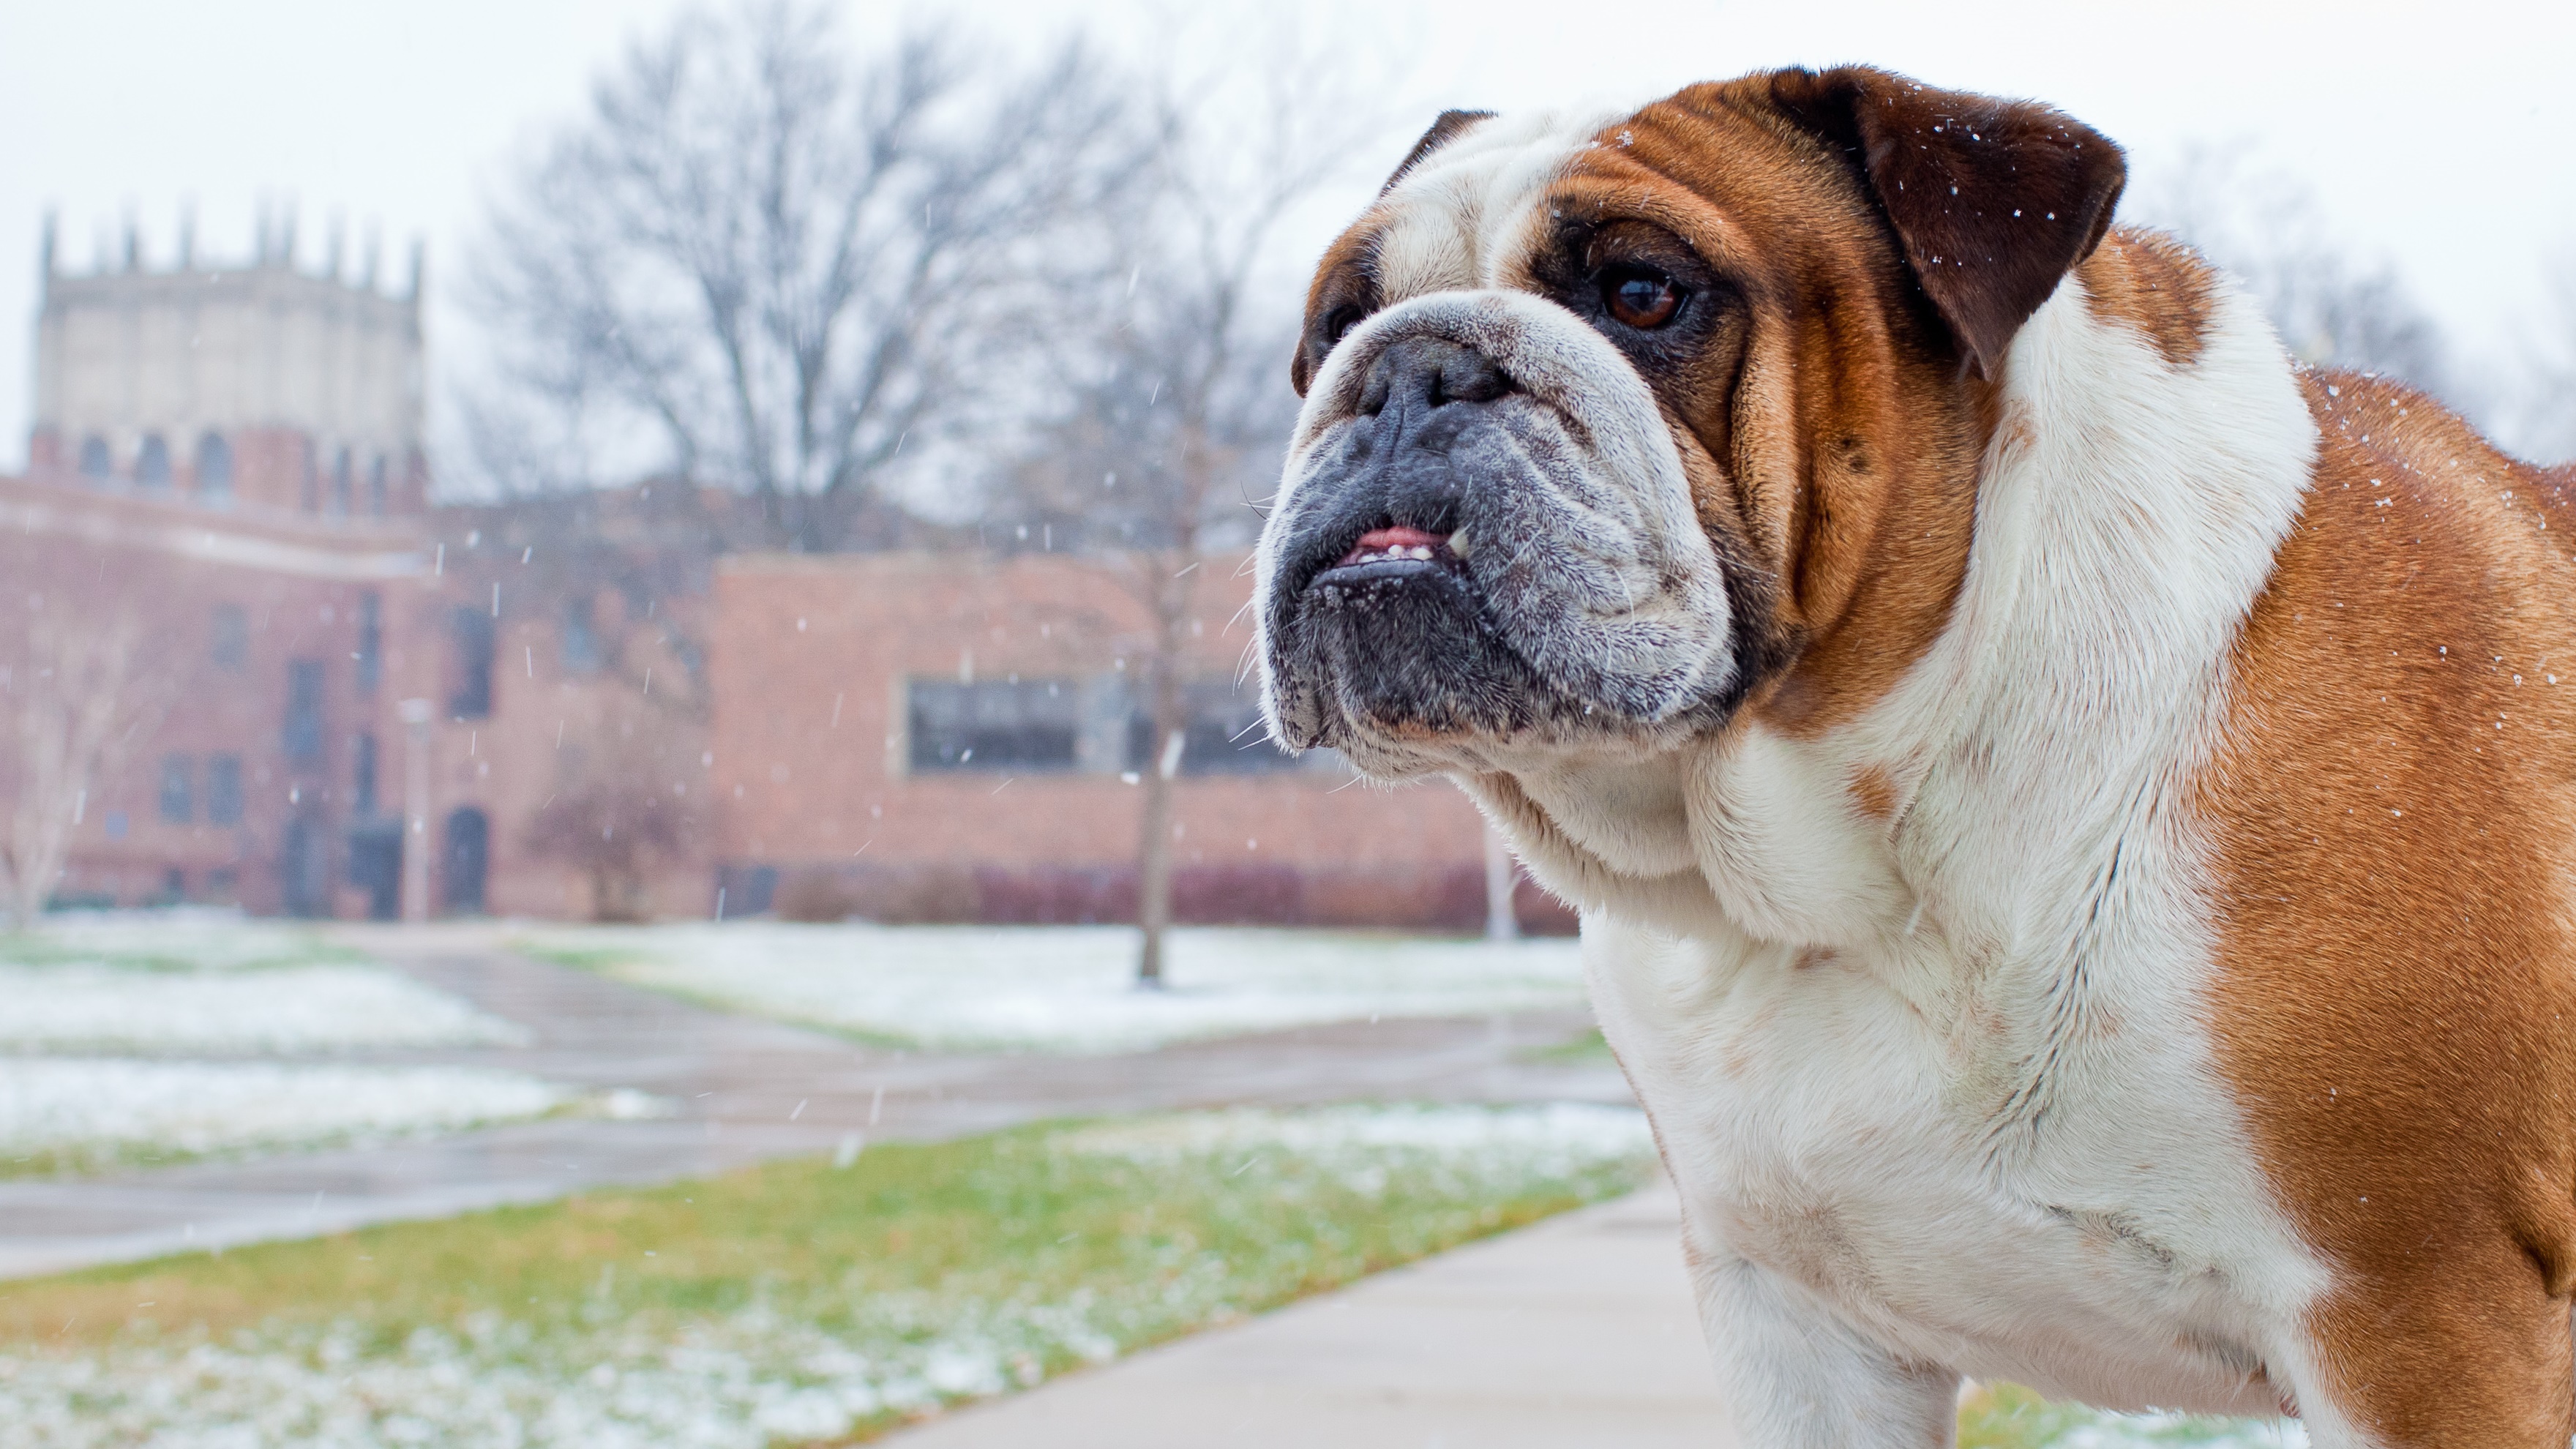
[1257,67,2124,779]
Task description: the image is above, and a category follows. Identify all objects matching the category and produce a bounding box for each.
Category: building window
[209,604,249,670]
[1126,681,1305,776]
[195,432,233,503]
[368,454,388,516]
[560,596,602,673]
[331,446,353,515]
[300,441,320,512]
[78,435,112,482]
[206,755,244,825]
[907,679,1080,772]
[442,806,490,914]
[352,733,378,816]
[159,755,194,823]
[135,434,172,488]
[283,659,326,760]
[355,591,381,693]
[449,607,495,719]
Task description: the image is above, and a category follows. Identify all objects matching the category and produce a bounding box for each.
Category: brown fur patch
[2204,370,2576,1443]
[1289,222,1387,397]
[1849,763,1899,821]
[1539,83,1996,738]
[2079,228,2215,368]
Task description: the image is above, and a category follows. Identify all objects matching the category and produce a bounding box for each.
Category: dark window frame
[158,755,194,823]
[355,591,382,694]
[205,754,244,826]
[559,595,602,674]
[1126,681,1305,777]
[195,432,233,501]
[209,604,250,671]
[351,733,378,817]
[449,607,495,719]
[134,433,171,488]
[907,678,1082,774]
[283,659,327,761]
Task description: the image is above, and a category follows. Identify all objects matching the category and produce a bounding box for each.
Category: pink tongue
[1339,525,1447,564]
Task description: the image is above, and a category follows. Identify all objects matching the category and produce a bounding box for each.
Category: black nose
[1358,337,1510,421]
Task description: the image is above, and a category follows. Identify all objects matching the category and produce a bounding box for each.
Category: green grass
[0,927,361,973]
[1518,1024,1616,1065]
[0,1108,1652,1447]
[0,1105,2295,1449]
[1957,1381,2299,1448]
[505,940,643,973]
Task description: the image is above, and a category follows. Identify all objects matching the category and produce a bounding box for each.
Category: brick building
[2,221,675,920]
[706,552,1565,932]
[4,217,1540,929]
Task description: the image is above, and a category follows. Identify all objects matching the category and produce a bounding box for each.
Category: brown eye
[1323,306,1365,346]
[1605,270,1680,329]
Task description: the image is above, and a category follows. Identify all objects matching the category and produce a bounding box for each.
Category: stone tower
[26,209,427,517]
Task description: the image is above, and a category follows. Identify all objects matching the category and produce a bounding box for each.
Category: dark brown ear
[1289,111,1494,398]
[1382,109,1494,195]
[1766,67,2124,378]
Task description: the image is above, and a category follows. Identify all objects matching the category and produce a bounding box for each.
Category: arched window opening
[368,454,388,515]
[195,432,233,503]
[331,446,353,515]
[135,434,172,488]
[77,435,112,482]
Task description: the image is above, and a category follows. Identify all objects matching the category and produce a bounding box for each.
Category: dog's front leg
[1693,1248,1961,1447]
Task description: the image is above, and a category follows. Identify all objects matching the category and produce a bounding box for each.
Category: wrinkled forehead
[1366,105,1633,299]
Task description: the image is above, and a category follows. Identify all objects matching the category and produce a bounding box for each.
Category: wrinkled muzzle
[1255,289,1740,779]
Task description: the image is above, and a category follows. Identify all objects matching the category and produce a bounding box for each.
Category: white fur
[1466,274,2359,1436]
[1257,98,2373,1439]
[1368,106,1629,302]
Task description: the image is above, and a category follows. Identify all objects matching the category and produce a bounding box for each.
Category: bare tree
[0,607,173,928]
[2127,146,2459,402]
[466,1,1145,548]
[1002,36,1396,986]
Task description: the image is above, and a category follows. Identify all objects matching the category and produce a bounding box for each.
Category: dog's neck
[1469,243,2319,968]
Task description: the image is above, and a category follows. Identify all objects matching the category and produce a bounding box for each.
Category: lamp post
[1483,820,1519,942]
[399,697,433,923]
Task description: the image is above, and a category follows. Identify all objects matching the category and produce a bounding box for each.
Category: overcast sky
[2,0,2569,473]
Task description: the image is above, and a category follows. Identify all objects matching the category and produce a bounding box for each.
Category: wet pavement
[883,1179,1726,1448]
[0,928,1627,1280]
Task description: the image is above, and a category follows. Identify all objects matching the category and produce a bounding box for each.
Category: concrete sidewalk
[885,1181,1731,1448]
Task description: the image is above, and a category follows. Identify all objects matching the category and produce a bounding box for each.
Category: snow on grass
[514,923,1586,1052]
[0,1105,1655,1449]
[1,910,356,972]
[0,1060,582,1173]
[1060,1101,1655,1191]
[1960,1382,2307,1448]
[0,964,531,1055]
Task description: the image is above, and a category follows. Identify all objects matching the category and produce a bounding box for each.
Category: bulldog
[1255,67,2576,1446]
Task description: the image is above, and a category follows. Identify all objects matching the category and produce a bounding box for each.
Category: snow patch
[0,964,530,1055]
[0,1060,577,1164]
[517,924,1585,1053]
